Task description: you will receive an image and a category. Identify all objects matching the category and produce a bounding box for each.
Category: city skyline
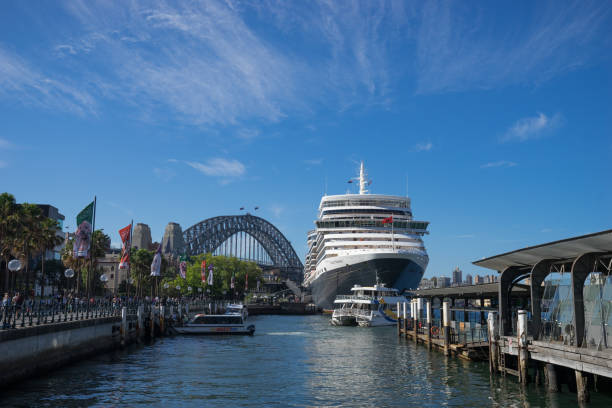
[1,1,611,279]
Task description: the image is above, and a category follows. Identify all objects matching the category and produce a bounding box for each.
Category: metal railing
[1,300,122,330]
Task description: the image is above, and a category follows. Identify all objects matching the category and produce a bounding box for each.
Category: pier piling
[517,310,529,384]
[120,307,127,347]
[442,301,450,357]
[575,371,590,402]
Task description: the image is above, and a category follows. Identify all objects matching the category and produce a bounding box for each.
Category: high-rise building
[452,267,462,286]
[36,204,65,261]
[436,276,451,288]
[474,274,484,284]
[465,274,473,285]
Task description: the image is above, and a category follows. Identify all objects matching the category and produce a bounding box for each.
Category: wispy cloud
[0,138,14,149]
[481,160,517,168]
[414,142,433,152]
[304,158,323,165]
[55,0,401,124]
[0,45,96,115]
[270,204,285,218]
[236,129,260,140]
[501,113,562,142]
[415,2,611,93]
[107,201,134,216]
[186,158,246,178]
[153,167,176,182]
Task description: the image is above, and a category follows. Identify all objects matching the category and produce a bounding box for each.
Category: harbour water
[2,315,606,407]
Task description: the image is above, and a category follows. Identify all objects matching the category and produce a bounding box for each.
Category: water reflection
[0,315,609,407]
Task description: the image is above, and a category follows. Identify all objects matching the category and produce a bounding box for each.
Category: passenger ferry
[331,282,410,327]
[304,162,429,309]
[174,313,255,335]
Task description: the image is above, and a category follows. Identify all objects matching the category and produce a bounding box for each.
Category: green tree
[61,229,110,296]
[162,254,262,299]
[0,193,19,292]
[13,203,44,295]
[36,218,63,297]
[131,248,154,298]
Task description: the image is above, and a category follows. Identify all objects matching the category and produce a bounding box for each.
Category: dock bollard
[442,301,450,356]
[137,305,144,340]
[402,302,407,338]
[487,312,498,374]
[517,310,529,384]
[412,300,418,342]
[397,301,402,336]
[120,307,127,347]
[150,307,155,338]
[160,306,165,335]
[426,300,432,349]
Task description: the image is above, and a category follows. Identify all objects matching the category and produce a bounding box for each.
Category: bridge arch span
[183,214,303,282]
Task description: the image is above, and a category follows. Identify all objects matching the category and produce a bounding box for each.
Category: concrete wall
[0,317,122,387]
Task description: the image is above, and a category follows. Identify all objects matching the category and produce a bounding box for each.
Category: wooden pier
[400,229,612,404]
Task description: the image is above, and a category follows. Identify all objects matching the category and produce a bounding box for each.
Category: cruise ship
[303,162,429,310]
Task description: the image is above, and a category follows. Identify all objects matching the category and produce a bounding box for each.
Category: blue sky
[1,1,611,279]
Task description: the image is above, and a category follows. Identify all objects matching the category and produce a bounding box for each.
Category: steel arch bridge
[183,214,303,282]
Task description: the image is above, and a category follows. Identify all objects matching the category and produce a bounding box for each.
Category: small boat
[225,303,248,320]
[331,281,409,327]
[174,313,255,335]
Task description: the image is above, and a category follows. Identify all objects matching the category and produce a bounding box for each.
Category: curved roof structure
[473,229,612,272]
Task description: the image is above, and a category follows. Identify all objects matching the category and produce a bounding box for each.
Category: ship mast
[359,161,369,195]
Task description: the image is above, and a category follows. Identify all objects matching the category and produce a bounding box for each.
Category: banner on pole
[207,264,214,286]
[201,260,207,283]
[118,224,131,269]
[150,244,162,276]
[74,201,94,258]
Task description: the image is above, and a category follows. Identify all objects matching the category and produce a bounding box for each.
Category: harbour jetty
[399,229,612,403]
[0,299,205,388]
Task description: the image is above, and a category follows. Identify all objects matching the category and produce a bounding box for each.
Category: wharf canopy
[473,229,612,350]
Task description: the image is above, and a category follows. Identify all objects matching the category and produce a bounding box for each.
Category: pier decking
[400,229,612,403]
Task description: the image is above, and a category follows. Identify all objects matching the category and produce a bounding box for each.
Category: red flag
[201,260,207,283]
[118,224,131,269]
[382,216,393,224]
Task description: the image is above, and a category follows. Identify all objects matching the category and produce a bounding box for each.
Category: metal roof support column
[571,252,599,348]
[530,259,552,341]
[499,266,523,337]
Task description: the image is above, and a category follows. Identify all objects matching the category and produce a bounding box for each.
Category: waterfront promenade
[0,298,206,388]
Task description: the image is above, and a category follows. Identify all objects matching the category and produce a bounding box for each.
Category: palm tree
[61,237,85,294]
[0,193,19,292]
[14,204,44,294]
[37,218,63,298]
[84,230,110,296]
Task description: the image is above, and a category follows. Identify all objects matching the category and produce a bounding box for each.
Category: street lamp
[64,268,75,293]
[8,259,22,273]
[8,259,23,292]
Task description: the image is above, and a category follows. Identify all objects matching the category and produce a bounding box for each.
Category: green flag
[76,201,94,226]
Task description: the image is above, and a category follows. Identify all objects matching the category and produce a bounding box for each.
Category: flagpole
[127,220,133,299]
[88,196,97,299]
